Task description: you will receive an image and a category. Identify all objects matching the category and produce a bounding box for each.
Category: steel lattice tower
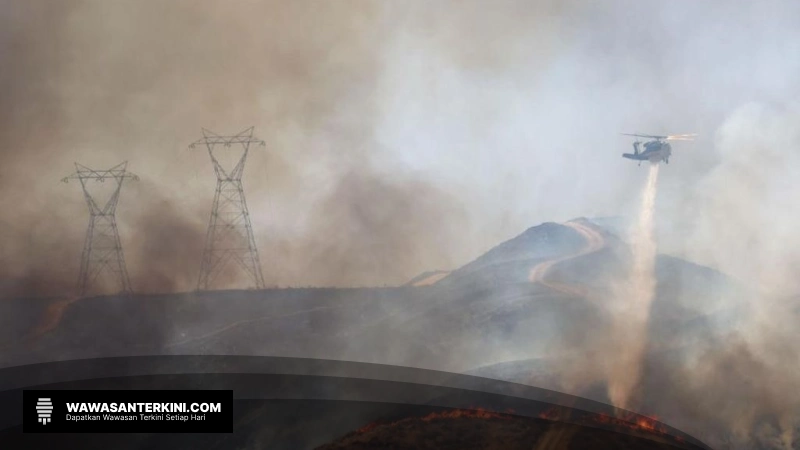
[62,161,139,296]
[190,127,266,290]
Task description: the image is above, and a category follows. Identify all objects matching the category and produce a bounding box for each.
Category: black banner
[23,390,232,433]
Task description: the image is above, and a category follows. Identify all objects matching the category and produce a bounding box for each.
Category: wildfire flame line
[351,405,685,443]
[536,406,683,442]
[354,407,515,435]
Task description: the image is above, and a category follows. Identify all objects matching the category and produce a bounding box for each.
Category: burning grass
[318,406,698,450]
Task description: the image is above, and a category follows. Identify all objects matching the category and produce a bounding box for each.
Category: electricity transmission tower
[190,127,266,291]
[62,161,138,296]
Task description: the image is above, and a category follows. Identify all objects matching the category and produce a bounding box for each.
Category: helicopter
[622,133,696,166]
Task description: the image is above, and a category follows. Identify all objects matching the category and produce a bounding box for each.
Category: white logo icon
[36,398,53,425]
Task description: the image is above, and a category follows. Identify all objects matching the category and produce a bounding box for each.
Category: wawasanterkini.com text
[66,402,220,414]
[64,402,219,421]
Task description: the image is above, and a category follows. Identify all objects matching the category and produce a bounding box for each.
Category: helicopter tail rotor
[665,133,697,141]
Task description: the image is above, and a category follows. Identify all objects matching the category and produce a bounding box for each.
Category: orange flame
[350,406,685,445]
[421,407,507,422]
[354,407,511,434]
[31,295,81,337]
[538,407,563,421]
[591,412,671,436]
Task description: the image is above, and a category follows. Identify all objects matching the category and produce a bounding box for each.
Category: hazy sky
[1,0,799,293]
[4,3,800,447]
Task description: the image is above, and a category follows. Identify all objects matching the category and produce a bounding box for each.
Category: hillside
[0,218,742,446]
[3,218,737,370]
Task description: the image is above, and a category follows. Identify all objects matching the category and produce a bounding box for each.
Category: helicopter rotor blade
[622,133,667,139]
[622,132,697,141]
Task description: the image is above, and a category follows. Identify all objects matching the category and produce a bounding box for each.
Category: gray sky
[1,0,799,293]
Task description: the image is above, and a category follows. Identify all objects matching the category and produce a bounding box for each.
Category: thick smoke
[268,168,469,287]
[1,3,797,289]
[667,103,800,448]
[0,1,474,293]
[2,1,800,447]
